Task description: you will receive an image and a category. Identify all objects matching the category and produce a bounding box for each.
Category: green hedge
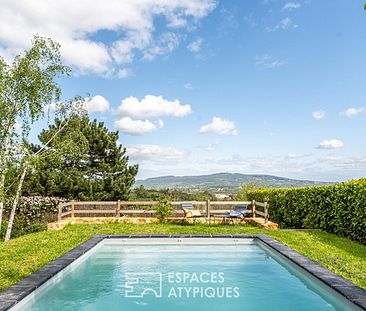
[247,179,366,244]
[0,196,65,239]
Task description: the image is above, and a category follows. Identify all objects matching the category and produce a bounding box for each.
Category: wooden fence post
[264,202,269,224]
[206,200,211,223]
[116,200,121,218]
[57,204,62,222]
[71,200,75,219]
[252,200,256,218]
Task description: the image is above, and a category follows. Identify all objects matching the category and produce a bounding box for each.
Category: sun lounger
[181,203,206,224]
[211,204,251,224]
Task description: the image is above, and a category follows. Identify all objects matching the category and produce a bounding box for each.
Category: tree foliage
[156,197,173,222]
[130,186,216,201]
[24,115,138,200]
[235,181,261,201]
[0,35,71,240]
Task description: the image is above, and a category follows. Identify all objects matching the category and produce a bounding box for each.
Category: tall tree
[235,182,262,201]
[0,36,70,238]
[24,116,139,201]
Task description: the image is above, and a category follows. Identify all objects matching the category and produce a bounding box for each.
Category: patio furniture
[181,203,207,224]
[211,204,251,224]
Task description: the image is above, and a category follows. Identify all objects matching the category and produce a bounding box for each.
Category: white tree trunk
[0,180,5,237]
[2,118,69,241]
[0,200,4,237]
[4,165,27,242]
[0,133,10,235]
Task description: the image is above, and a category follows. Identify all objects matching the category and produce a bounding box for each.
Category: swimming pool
[1,235,365,310]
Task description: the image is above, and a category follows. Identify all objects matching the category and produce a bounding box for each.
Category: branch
[33,116,70,157]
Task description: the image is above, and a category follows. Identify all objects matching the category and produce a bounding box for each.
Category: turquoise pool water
[12,238,360,311]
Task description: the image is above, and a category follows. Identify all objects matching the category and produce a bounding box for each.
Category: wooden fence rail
[57,200,269,223]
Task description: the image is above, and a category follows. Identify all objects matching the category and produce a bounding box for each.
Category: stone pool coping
[0,234,365,310]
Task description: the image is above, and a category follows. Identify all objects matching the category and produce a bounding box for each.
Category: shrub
[235,181,262,201]
[156,197,173,222]
[0,218,47,239]
[247,179,366,244]
[0,196,65,239]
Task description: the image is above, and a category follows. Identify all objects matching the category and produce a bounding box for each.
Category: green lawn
[0,223,365,292]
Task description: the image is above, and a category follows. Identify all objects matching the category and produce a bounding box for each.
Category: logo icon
[125,273,163,298]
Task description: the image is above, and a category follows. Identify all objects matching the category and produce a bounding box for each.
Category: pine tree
[24,115,138,200]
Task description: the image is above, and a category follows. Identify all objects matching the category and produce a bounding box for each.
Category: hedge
[0,196,66,239]
[247,179,366,244]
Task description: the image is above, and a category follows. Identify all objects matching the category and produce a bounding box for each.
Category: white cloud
[341,107,365,118]
[84,95,110,113]
[280,17,292,29]
[0,0,217,75]
[184,82,193,90]
[312,111,325,120]
[117,68,131,79]
[114,117,163,135]
[43,102,58,114]
[322,155,366,170]
[193,154,366,182]
[126,144,185,161]
[205,139,221,151]
[255,54,287,69]
[45,96,109,115]
[199,117,238,136]
[282,2,301,11]
[115,95,192,118]
[266,17,292,32]
[132,150,366,181]
[285,153,311,160]
[316,139,344,150]
[61,40,112,76]
[187,37,203,53]
[142,32,180,61]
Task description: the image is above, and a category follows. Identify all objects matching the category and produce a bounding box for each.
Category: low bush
[0,196,65,239]
[156,197,173,222]
[247,179,366,244]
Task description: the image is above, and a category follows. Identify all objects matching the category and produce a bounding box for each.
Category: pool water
[12,239,360,311]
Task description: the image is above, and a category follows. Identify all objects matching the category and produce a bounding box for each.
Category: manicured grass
[0,223,365,292]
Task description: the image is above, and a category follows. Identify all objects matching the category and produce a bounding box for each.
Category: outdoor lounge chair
[181,203,206,223]
[211,204,251,224]
[228,204,251,218]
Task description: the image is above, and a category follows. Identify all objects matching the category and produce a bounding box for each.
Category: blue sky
[1,0,366,181]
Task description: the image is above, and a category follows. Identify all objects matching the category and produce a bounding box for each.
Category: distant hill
[135,173,332,193]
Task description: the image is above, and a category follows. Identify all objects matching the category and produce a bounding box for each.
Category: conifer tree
[24,115,138,200]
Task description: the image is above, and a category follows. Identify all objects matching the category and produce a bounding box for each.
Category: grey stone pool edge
[0,234,365,311]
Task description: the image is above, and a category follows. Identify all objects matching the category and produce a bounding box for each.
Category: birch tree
[4,98,85,241]
[0,35,70,239]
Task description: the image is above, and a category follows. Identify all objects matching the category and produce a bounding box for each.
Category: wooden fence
[57,200,269,223]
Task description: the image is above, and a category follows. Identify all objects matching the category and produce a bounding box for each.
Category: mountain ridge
[135,173,333,192]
